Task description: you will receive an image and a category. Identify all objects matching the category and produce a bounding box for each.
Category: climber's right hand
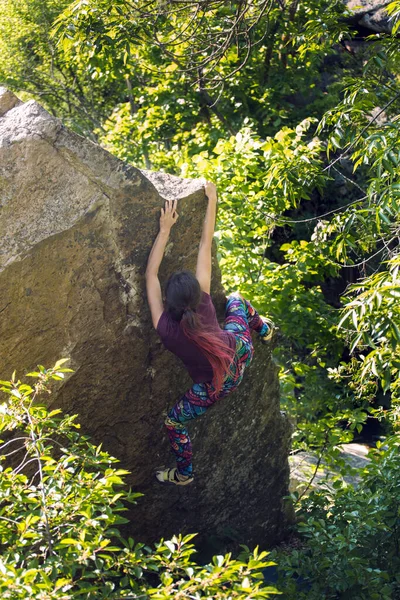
[204,181,217,202]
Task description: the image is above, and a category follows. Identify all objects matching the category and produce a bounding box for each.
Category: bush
[272,436,400,599]
[0,361,277,599]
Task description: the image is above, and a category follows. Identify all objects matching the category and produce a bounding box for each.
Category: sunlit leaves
[337,256,400,419]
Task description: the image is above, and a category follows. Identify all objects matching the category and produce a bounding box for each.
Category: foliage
[0,362,277,599]
[332,255,400,424]
[54,0,349,93]
[43,0,349,154]
[0,0,125,135]
[272,435,400,599]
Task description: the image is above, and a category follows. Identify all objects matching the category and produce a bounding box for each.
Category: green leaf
[54,359,70,368]
[391,322,400,343]
[164,541,175,553]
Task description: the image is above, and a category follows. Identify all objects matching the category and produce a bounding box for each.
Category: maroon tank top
[156,292,235,383]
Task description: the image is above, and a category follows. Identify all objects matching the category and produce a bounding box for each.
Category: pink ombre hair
[165,271,235,393]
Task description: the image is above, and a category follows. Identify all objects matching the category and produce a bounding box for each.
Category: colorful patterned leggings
[164,294,269,477]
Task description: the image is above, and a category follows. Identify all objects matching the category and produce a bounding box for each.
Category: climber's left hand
[160,199,179,234]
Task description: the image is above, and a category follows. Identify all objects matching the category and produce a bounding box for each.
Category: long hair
[165,270,235,393]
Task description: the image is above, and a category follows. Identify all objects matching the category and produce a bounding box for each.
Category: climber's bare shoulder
[146,274,163,329]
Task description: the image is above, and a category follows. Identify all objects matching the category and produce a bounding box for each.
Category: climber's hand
[204,181,217,203]
[160,199,179,234]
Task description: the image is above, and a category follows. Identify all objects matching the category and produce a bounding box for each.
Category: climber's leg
[224,293,273,342]
[158,297,275,483]
[163,383,214,479]
[161,350,253,482]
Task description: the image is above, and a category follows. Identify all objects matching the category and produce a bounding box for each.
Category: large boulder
[0,88,292,549]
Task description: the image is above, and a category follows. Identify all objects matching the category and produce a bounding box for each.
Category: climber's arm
[196,182,217,294]
[145,262,164,329]
[145,200,179,329]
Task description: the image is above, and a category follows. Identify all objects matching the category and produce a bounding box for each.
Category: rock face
[345,1,392,33]
[0,88,292,549]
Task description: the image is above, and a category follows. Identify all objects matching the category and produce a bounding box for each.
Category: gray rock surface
[290,443,371,494]
[0,89,293,548]
[345,1,392,33]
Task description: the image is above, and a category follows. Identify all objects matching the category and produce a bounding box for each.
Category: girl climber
[145,181,275,485]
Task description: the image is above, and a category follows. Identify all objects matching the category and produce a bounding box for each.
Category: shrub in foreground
[0,361,277,599]
[272,436,400,599]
